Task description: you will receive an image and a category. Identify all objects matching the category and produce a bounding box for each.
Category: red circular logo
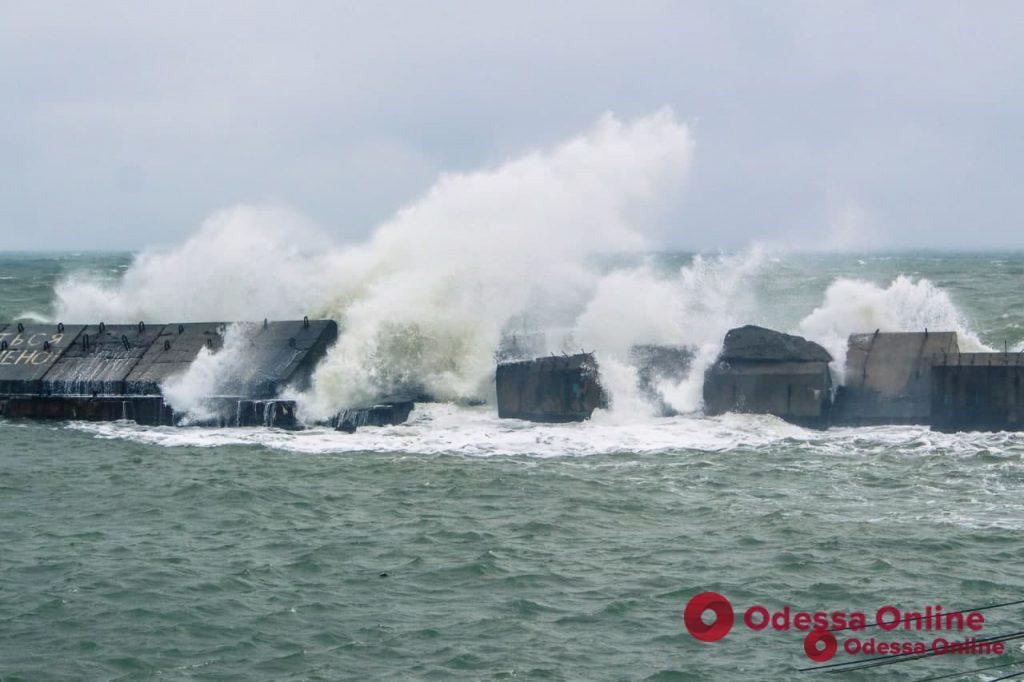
[804,630,838,662]
[683,592,734,642]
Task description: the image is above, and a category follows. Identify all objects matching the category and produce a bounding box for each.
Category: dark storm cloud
[1,1,1022,250]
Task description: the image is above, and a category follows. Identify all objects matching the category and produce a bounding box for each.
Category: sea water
[3,250,1024,680]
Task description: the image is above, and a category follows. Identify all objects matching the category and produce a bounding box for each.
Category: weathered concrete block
[931,353,1024,432]
[0,395,142,422]
[704,326,833,428]
[0,318,341,428]
[42,323,161,395]
[130,397,175,426]
[125,323,225,395]
[0,323,86,394]
[218,319,338,398]
[833,331,958,425]
[629,344,695,416]
[718,324,832,363]
[235,399,301,429]
[496,353,607,422]
[331,399,415,431]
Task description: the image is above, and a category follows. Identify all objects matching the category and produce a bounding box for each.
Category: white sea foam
[67,402,814,457]
[65,401,1024,459]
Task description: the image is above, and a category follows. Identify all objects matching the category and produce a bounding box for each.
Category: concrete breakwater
[702,325,833,429]
[2,319,1021,433]
[931,352,1024,432]
[700,327,1020,431]
[495,353,608,422]
[832,331,959,425]
[497,327,1022,432]
[0,320,410,431]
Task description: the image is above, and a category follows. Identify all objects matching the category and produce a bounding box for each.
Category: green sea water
[3,252,1024,680]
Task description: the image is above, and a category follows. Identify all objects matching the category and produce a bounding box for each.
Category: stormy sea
[0,114,1021,681]
[2,248,1024,681]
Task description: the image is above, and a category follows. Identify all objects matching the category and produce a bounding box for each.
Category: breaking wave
[53,110,699,416]
[797,275,991,379]
[47,108,993,418]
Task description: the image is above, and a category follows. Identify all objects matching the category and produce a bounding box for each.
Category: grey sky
[2,1,1022,251]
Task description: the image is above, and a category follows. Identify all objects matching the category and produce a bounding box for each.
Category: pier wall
[496,353,607,422]
[703,325,833,428]
[42,323,163,395]
[931,353,1024,432]
[833,331,958,425]
[0,319,344,428]
[0,324,87,394]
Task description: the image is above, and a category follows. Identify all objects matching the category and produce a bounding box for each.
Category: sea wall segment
[703,325,833,428]
[496,353,607,422]
[931,353,1024,432]
[0,324,88,395]
[0,319,372,429]
[41,323,163,396]
[0,319,339,400]
[125,322,226,395]
[833,331,958,425]
[216,319,339,398]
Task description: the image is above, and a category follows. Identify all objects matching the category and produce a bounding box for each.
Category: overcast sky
[2,1,1022,251]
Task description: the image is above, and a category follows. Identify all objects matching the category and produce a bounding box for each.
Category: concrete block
[931,353,1024,432]
[331,400,415,431]
[218,319,338,398]
[235,399,301,429]
[718,325,832,363]
[125,322,225,394]
[41,323,162,395]
[833,331,958,424]
[496,353,607,422]
[704,326,833,428]
[0,323,86,394]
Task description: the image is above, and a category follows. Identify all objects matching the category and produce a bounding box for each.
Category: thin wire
[913,658,1024,682]
[988,669,1024,682]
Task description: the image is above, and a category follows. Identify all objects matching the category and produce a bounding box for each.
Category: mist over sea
[3,249,1024,679]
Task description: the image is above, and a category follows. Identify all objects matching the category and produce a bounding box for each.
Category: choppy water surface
[3,251,1024,680]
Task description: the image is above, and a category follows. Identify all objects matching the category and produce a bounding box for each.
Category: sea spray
[301,109,693,416]
[53,110,695,416]
[578,248,766,414]
[161,323,254,423]
[798,275,991,381]
[53,207,333,322]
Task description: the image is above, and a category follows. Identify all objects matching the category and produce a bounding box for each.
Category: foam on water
[65,401,1024,461]
[66,403,800,456]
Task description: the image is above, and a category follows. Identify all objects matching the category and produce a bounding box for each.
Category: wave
[52,110,696,417]
[46,109,995,417]
[797,275,990,380]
